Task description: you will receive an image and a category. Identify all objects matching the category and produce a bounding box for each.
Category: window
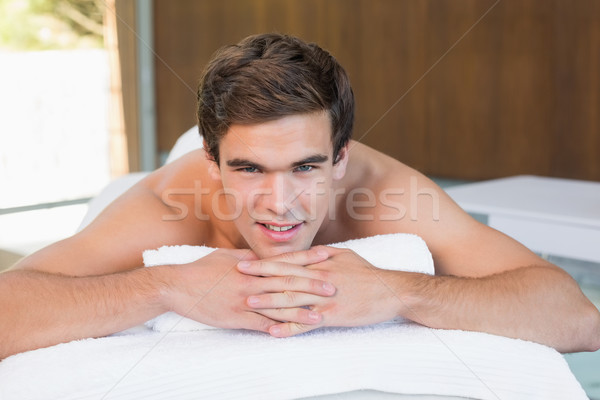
[0,0,110,263]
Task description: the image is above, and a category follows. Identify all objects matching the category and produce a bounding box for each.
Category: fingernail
[323,282,335,293]
[308,311,320,321]
[238,261,251,269]
[270,326,281,336]
[248,296,260,305]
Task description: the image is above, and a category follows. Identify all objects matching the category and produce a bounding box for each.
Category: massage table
[0,128,587,400]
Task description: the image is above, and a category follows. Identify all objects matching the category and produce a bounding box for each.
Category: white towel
[143,233,434,332]
[0,234,587,400]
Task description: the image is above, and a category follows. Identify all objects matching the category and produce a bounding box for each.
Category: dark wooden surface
[152,0,600,181]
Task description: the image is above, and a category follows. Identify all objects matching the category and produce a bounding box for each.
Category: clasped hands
[166,246,403,337]
[236,246,401,337]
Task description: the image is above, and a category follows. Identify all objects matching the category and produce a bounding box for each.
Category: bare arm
[0,266,168,359]
[400,175,600,351]
[392,264,600,352]
[0,173,192,359]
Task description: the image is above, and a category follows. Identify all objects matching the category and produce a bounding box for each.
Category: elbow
[576,304,600,353]
[553,269,600,353]
[588,308,600,352]
[0,330,22,360]
[0,339,16,361]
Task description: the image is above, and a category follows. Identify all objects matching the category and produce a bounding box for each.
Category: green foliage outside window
[0,0,104,50]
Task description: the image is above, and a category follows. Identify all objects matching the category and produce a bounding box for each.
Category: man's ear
[203,139,222,180]
[332,144,350,180]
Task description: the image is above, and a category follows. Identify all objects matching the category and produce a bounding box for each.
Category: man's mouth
[256,222,303,242]
[261,223,298,232]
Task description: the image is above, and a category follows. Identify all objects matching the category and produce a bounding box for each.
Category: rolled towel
[143,233,434,332]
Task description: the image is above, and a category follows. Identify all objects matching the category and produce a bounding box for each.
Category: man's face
[210,112,348,258]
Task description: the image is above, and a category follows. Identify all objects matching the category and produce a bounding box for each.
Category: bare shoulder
[14,149,213,276]
[342,142,550,277]
[330,141,439,237]
[344,140,429,188]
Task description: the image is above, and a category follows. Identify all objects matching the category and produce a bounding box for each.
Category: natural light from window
[0,0,110,260]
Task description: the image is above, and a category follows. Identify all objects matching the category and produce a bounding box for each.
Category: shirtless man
[1,33,598,359]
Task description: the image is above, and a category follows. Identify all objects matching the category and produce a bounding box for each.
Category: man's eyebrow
[290,154,329,168]
[225,154,329,169]
[226,158,263,169]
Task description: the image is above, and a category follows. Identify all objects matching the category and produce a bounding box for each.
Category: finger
[261,275,336,297]
[241,311,279,333]
[237,259,317,278]
[263,246,330,265]
[269,321,319,338]
[252,307,322,325]
[247,292,323,309]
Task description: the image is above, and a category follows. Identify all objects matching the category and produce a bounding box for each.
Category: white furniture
[445,175,600,263]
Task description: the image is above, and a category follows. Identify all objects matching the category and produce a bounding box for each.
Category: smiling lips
[262,223,297,232]
[257,222,303,242]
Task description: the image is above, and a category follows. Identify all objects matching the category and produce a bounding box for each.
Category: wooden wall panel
[153,0,600,181]
[553,0,600,179]
[425,1,557,179]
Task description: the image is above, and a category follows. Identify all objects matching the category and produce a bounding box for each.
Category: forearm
[396,265,600,352]
[0,267,169,359]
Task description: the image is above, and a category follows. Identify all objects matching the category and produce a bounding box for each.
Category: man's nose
[263,173,296,216]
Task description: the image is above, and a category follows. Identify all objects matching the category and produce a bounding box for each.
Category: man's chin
[252,242,311,259]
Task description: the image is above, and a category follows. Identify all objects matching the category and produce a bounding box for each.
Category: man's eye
[240,167,258,173]
[295,165,313,172]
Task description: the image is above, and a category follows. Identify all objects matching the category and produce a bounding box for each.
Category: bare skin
[1,113,599,359]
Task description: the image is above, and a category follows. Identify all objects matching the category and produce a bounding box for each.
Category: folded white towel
[143,233,434,332]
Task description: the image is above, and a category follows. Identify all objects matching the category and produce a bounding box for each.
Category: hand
[238,246,402,337]
[161,248,336,333]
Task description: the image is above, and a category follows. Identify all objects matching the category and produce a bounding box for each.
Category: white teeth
[264,224,295,232]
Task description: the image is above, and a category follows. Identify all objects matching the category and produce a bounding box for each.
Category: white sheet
[0,322,586,399]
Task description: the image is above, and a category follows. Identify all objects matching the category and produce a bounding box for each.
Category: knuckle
[293,322,308,333]
[282,252,296,262]
[283,290,296,303]
[283,275,297,287]
[257,317,273,332]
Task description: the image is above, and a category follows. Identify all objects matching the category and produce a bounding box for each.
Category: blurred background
[0,1,598,396]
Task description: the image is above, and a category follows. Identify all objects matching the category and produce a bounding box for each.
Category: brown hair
[197,33,354,164]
